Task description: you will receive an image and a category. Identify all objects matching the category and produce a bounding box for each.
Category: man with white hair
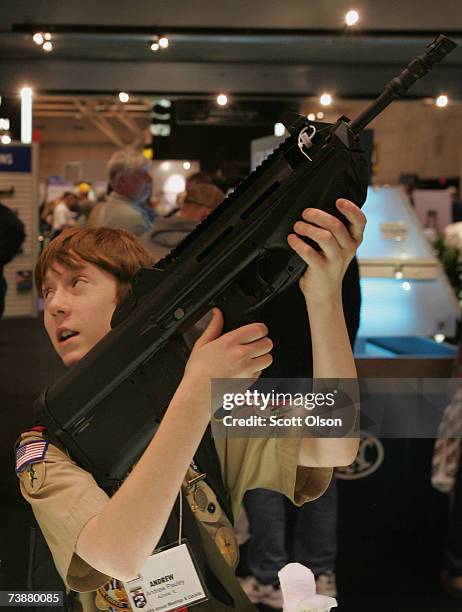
[89,148,152,236]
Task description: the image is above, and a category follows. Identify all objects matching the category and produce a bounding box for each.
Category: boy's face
[43,261,118,367]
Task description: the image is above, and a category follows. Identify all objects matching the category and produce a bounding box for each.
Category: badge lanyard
[178,489,183,545]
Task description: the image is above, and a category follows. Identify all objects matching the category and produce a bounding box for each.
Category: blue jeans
[244,475,337,584]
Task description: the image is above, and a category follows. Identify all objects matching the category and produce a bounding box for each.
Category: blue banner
[0,146,32,173]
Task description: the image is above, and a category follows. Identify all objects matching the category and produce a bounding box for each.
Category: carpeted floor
[0,317,460,611]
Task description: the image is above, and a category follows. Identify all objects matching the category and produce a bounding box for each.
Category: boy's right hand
[183,308,273,385]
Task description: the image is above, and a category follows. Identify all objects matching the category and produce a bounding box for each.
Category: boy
[16,199,366,611]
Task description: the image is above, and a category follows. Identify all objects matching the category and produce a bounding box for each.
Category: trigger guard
[248,256,306,311]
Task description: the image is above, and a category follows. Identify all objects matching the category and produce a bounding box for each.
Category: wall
[35,116,149,181]
[301,100,462,187]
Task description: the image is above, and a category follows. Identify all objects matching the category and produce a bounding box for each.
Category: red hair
[36,227,153,300]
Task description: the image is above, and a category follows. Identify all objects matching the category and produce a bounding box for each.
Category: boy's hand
[184,308,273,384]
[287,198,366,305]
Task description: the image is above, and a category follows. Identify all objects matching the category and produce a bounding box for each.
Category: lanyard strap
[178,490,183,545]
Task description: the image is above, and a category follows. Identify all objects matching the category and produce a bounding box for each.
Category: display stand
[356,186,459,375]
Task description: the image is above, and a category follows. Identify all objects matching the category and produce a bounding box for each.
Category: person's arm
[287,198,366,468]
[75,312,273,581]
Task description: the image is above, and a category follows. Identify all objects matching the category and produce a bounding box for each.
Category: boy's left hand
[287,198,366,305]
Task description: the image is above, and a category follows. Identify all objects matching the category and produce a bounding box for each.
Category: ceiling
[1,0,462,100]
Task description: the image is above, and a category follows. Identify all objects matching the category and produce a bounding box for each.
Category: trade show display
[0,143,39,317]
[356,186,459,377]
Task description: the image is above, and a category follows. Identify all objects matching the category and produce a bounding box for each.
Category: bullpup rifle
[36,35,457,486]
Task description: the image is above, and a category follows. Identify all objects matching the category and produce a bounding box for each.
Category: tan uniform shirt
[17,429,332,611]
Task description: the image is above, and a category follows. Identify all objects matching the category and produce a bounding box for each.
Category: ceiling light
[345,10,359,26]
[33,33,44,45]
[316,111,325,119]
[434,333,445,343]
[319,93,332,107]
[150,42,160,51]
[118,92,129,103]
[307,113,316,121]
[158,36,169,49]
[44,33,52,41]
[20,87,33,98]
[274,123,285,137]
[216,94,228,106]
[402,281,411,291]
[42,41,53,52]
[183,161,191,170]
[1,135,11,145]
[436,94,448,108]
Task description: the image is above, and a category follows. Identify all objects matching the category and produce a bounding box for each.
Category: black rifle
[36,35,457,486]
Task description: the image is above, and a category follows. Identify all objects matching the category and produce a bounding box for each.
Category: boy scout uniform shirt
[17,429,332,612]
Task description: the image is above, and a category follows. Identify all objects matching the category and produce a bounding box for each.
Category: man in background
[51,191,79,233]
[147,177,225,261]
[89,148,152,237]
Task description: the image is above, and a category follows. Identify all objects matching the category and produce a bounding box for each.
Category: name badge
[123,540,208,611]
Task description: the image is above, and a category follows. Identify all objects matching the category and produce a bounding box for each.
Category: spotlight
[345,10,359,26]
[150,42,160,51]
[1,135,11,145]
[436,94,448,108]
[42,41,53,52]
[307,113,316,121]
[319,93,332,107]
[20,87,33,98]
[33,33,44,45]
[44,33,52,41]
[402,282,411,291]
[158,36,169,49]
[434,333,446,343]
[316,111,325,119]
[274,123,285,137]
[216,94,228,106]
[394,268,403,280]
[183,161,191,170]
[118,92,130,103]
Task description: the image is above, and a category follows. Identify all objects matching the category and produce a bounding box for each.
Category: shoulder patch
[15,440,49,474]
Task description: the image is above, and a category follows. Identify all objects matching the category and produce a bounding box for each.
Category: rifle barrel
[350,34,457,134]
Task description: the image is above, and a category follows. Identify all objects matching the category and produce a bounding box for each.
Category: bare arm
[287,199,366,468]
[75,314,273,581]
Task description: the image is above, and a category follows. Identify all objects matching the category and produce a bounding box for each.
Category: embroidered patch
[15,440,48,474]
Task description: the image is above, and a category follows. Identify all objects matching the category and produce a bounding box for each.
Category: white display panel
[357,187,459,338]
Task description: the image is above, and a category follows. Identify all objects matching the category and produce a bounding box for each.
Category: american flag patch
[15,440,49,474]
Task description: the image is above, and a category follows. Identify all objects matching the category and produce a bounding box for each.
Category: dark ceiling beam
[1,60,460,98]
[9,24,462,43]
